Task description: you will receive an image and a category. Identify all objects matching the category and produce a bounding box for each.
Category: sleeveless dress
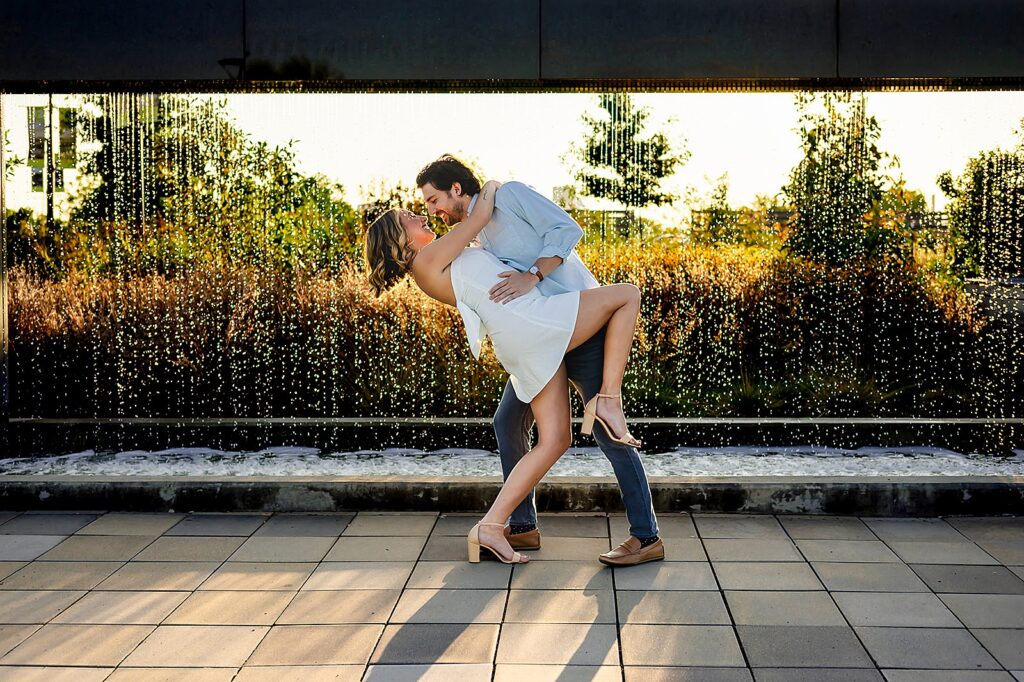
[450,247,580,402]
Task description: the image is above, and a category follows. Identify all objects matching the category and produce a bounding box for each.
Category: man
[417,155,663,566]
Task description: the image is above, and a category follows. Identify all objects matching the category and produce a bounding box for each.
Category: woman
[364,180,642,565]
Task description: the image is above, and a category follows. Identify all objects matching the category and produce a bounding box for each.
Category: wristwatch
[528,265,544,282]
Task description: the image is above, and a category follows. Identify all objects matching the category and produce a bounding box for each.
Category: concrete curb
[2,475,1023,516]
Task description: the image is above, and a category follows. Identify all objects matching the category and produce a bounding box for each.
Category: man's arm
[488,181,583,303]
[503,181,584,264]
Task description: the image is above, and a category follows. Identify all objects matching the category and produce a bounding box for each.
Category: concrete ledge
[2,475,1022,517]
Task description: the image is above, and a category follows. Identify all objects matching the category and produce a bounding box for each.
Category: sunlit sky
[5,92,1024,216]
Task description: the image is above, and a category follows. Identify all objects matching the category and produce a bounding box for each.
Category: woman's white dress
[451,247,580,402]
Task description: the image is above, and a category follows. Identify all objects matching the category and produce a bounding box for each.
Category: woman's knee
[538,428,572,454]
[621,282,641,306]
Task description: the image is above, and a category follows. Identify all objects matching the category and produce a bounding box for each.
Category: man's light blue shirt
[467,181,599,295]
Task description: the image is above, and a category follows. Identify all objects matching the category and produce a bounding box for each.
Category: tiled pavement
[0,510,1022,681]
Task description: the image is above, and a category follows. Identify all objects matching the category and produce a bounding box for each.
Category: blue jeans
[493,326,660,538]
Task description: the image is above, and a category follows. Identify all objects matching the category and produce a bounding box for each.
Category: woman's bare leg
[477,364,571,561]
[565,283,642,442]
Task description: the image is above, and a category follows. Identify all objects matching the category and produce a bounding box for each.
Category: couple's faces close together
[403,181,471,249]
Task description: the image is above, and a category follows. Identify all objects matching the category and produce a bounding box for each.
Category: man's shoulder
[497,180,554,209]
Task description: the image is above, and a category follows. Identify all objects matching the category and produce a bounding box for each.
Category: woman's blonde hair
[364,208,417,296]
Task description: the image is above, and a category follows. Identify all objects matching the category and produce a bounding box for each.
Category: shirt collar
[467,193,479,216]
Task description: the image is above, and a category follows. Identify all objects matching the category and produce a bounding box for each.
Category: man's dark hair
[416,155,482,197]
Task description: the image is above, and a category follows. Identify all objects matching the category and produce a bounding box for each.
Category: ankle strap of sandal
[478,522,506,528]
[595,393,621,399]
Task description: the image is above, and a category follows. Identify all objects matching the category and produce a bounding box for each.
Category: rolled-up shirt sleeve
[501,181,583,261]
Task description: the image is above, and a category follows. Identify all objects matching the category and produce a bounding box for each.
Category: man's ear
[451,182,462,197]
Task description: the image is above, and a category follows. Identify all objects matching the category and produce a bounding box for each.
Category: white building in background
[2,94,84,221]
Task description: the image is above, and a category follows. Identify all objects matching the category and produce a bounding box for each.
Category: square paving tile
[371,623,499,664]
[277,589,401,624]
[111,669,238,681]
[659,538,708,562]
[497,623,618,665]
[704,539,803,562]
[302,561,415,590]
[419,535,473,561]
[693,513,788,539]
[832,591,961,627]
[253,513,354,537]
[0,590,87,624]
[529,537,611,561]
[813,561,931,592]
[132,536,245,562]
[390,588,506,623]
[496,664,622,682]
[536,514,609,537]
[910,564,1024,593]
[625,667,755,681]
[938,593,1024,627]
[35,535,156,562]
[510,561,611,590]
[973,539,1024,565]
[408,561,511,590]
[76,513,185,536]
[504,589,615,623]
[247,624,383,665]
[795,539,901,563]
[51,590,188,624]
[0,623,154,666]
[970,628,1024,669]
[855,626,1001,669]
[431,514,479,536]
[736,625,874,668]
[611,513,697,539]
[344,513,437,537]
[885,541,999,565]
[326,535,427,562]
[197,562,315,591]
[0,667,115,681]
[946,517,1024,544]
[714,561,824,590]
[364,663,493,681]
[619,624,744,667]
[235,665,362,681]
[96,561,221,591]
[617,590,731,625]
[861,518,968,542]
[725,590,846,626]
[0,535,67,561]
[163,590,295,625]
[754,669,881,681]
[164,513,270,536]
[229,536,336,562]
[0,561,123,590]
[0,513,100,535]
[0,562,27,580]
[0,512,20,527]
[121,624,268,667]
[777,515,875,540]
[0,625,39,658]
[614,561,718,591]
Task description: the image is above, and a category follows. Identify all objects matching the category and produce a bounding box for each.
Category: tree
[690,174,741,245]
[16,93,361,278]
[566,93,688,210]
[3,127,24,181]
[782,92,887,265]
[938,126,1024,279]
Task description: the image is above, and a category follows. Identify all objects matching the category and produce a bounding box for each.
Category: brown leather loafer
[503,526,541,550]
[598,536,664,566]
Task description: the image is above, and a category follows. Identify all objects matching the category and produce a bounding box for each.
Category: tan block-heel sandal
[468,522,530,564]
[581,393,642,447]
